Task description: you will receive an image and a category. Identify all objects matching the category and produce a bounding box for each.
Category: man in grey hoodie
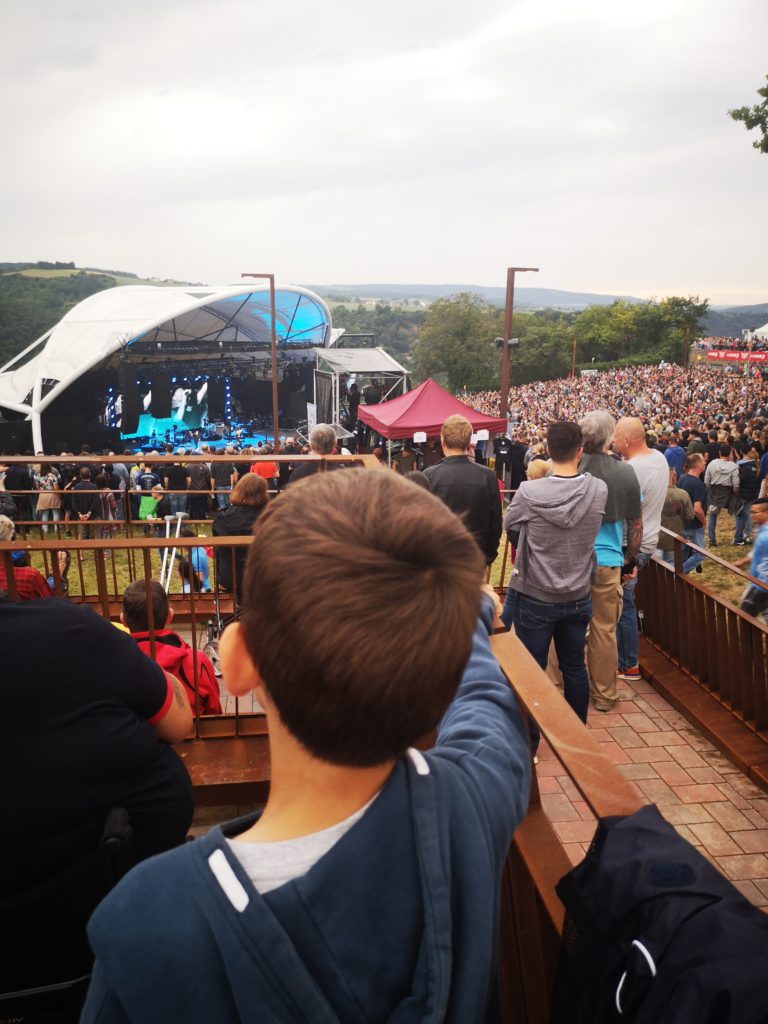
[501,421,607,723]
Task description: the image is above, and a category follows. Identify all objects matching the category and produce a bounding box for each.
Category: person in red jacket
[121,579,222,715]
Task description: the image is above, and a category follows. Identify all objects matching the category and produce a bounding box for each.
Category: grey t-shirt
[629,449,669,553]
[580,453,641,525]
[226,794,377,894]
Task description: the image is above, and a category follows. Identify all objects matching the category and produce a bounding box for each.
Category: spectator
[502,421,607,724]
[211,447,237,509]
[164,456,191,516]
[393,443,417,474]
[1,597,193,999]
[72,467,99,539]
[95,473,118,537]
[704,444,740,546]
[138,484,169,531]
[212,474,269,598]
[579,411,642,712]
[424,415,502,567]
[734,499,768,618]
[287,424,343,485]
[34,462,62,533]
[179,527,211,592]
[613,417,669,682]
[734,443,760,545]
[82,469,530,1024]
[187,457,212,520]
[3,460,33,523]
[664,433,685,479]
[403,470,431,490]
[250,445,279,492]
[656,467,694,565]
[0,515,55,600]
[122,579,222,715]
[677,453,709,574]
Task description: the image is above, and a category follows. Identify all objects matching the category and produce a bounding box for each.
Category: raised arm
[435,595,531,854]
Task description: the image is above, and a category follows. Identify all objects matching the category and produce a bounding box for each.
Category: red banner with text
[706,350,768,363]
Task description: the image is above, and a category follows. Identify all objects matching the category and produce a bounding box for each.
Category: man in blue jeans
[677,453,708,574]
[613,417,669,681]
[502,421,607,723]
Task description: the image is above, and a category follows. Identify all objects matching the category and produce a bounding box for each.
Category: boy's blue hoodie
[82,597,531,1023]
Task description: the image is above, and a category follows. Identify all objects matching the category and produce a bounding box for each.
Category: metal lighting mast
[242,272,279,448]
[499,266,539,419]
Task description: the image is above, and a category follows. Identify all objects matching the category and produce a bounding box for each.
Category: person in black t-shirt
[677,453,708,573]
[1,598,193,995]
[72,467,99,538]
[164,458,191,516]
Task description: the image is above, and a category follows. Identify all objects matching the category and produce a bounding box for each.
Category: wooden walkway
[536,669,768,911]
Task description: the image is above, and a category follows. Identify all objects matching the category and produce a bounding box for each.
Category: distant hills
[306,282,643,310]
[2,264,765,341]
[307,283,768,336]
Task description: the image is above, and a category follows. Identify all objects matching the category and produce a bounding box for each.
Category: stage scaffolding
[312,348,409,427]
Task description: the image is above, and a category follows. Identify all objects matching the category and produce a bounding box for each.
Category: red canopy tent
[357,378,507,440]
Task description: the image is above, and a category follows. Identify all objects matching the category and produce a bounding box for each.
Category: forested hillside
[0,271,118,366]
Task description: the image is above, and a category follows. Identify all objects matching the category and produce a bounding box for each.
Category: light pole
[242,272,279,448]
[500,266,539,419]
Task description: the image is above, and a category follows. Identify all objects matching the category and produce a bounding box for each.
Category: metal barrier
[637,529,768,788]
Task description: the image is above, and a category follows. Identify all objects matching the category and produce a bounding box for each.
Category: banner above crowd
[706,350,768,363]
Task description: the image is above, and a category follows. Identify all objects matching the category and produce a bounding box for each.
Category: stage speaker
[0,420,32,455]
[40,415,87,453]
[208,380,226,421]
[150,372,171,419]
[119,365,141,434]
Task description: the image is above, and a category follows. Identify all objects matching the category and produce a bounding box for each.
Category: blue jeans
[168,493,187,516]
[735,501,753,543]
[502,589,592,724]
[617,552,650,671]
[682,526,706,573]
[215,489,230,509]
[707,504,726,544]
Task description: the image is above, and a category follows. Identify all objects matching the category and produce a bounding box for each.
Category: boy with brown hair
[84,470,530,1023]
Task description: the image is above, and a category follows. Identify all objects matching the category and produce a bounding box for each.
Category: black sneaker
[695,564,703,573]
[735,540,746,546]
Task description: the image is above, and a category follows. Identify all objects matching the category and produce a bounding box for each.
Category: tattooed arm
[151,671,193,743]
[626,515,643,561]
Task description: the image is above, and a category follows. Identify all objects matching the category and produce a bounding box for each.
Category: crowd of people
[693,335,768,352]
[467,364,768,433]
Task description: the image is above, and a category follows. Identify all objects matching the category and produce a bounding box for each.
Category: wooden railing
[491,630,644,1021]
[637,529,768,790]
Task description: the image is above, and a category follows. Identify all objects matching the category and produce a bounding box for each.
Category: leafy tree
[657,295,709,362]
[330,302,426,361]
[412,293,502,391]
[573,301,640,363]
[507,311,574,384]
[729,75,768,154]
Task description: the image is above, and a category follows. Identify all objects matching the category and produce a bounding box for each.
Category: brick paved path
[537,675,768,910]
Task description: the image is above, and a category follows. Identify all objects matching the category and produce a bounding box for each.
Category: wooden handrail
[492,631,645,820]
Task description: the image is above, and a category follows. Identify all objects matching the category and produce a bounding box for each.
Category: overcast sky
[1,0,766,304]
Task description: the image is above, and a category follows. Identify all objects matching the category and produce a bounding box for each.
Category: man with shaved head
[612,417,668,682]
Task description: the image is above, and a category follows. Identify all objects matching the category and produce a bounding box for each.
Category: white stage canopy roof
[0,283,331,450]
